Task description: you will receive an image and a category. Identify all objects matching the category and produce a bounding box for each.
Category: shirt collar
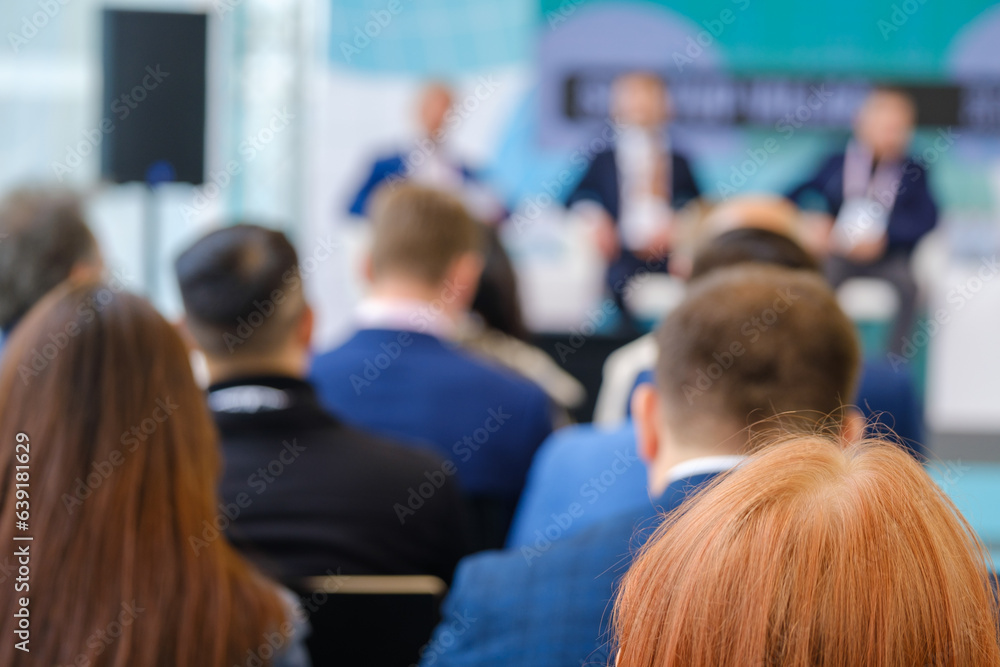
[355,297,457,339]
[206,375,316,414]
[666,455,746,484]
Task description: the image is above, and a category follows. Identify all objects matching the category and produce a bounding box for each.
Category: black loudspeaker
[101,10,207,185]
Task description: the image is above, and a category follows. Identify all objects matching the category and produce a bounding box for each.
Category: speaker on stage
[101,10,207,185]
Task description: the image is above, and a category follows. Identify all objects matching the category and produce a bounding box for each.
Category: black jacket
[208,375,471,583]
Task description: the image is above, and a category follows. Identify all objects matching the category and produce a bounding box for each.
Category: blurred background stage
[2,0,1000,460]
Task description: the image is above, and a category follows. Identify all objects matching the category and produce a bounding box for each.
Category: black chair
[290,574,447,667]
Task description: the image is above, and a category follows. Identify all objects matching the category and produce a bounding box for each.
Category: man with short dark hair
[311,185,553,549]
[421,265,863,666]
[508,226,825,548]
[0,188,102,341]
[175,223,469,583]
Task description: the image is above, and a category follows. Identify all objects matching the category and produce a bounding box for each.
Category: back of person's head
[175,223,305,359]
[613,436,1000,666]
[0,187,101,332]
[471,226,528,340]
[672,196,823,279]
[368,184,483,288]
[700,194,801,239]
[654,265,859,441]
[0,281,288,666]
[689,227,820,280]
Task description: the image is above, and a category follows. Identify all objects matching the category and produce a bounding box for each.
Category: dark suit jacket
[348,153,477,216]
[209,375,470,583]
[418,471,723,666]
[787,152,938,252]
[566,147,701,222]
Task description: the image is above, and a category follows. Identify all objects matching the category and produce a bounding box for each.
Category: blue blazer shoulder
[419,472,721,666]
[310,329,552,500]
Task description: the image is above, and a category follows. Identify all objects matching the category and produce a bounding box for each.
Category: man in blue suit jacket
[420,265,864,666]
[507,361,922,552]
[567,72,700,326]
[508,226,926,551]
[348,83,504,223]
[788,88,938,354]
[505,421,645,549]
[312,185,552,549]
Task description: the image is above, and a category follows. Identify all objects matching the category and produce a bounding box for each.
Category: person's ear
[840,407,867,446]
[632,384,664,465]
[297,304,314,350]
[68,258,103,284]
[447,252,484,308]
[361,252,375,284]
[668,251,692,280]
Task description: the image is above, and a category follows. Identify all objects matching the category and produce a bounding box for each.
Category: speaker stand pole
[142,183,160,300]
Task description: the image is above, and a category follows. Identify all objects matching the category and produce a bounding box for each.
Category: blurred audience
[311,185,553,549]
[175,224,470,582]
[788,87,937,354]
[0,188,103,347]
[0,68,973,667]
[613,436,1000,666]
[420,266,862,666]
[0,281,309,667]
[568,71,701,327]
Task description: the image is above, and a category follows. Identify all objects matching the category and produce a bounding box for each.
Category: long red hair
[613,436,1000,666]
[0,281,289,666]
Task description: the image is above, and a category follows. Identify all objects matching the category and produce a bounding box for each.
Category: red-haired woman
[613,436,1000,667]
[0,281,309,666]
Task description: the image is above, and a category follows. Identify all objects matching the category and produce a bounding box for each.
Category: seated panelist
[567,71,701,321]
[348,82,504,223]
[788,88,938,353]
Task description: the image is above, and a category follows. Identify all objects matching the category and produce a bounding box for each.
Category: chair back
[290,574,448,667]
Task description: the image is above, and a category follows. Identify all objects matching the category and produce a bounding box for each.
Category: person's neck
[206,350,307,387]
[371,280,440,303]
[367,279,463,320]
[857,140,901,164]
[647,430,746,498]
[622,123,662,138]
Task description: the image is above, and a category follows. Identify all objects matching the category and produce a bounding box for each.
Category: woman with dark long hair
[613,436,1000,667]
[0,281,309,666]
